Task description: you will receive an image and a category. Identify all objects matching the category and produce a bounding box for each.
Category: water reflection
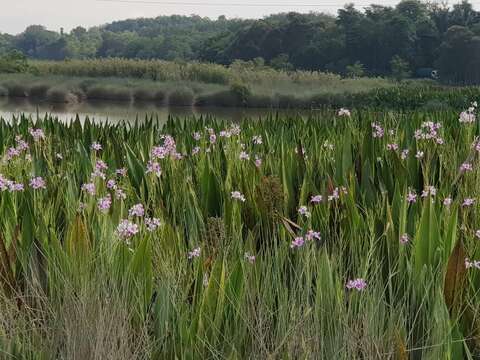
[0,98,318,124]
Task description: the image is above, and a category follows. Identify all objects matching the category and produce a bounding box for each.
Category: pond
[0,98,319,124]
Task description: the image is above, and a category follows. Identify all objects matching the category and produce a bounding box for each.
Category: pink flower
[407,191,417,203]
[97,194,112,213]
[459,110,475,124]
[387,143,398,151]
[95,160,108,172]
[231,191,246,202]
[188,247,201,259]
[298,206,311,218]
[415,151,424,159]
[91,169,106,180]
[81,183,96,196]
[252,135,263,145]
[106,179,117,189]
[193,132,201,141]
[338,108,351,117]
[116,219,139,241]
[421,186,437,198]
[129,203,145,217]
[116,168,127,177]
[145,217,161,232]
[400,233,410,244]
[91,142,102,151]
[346,278,367,291]
[244,252,256,263]
[443,197,452,207]
[460,162,473,172]
[146,161,162,177]
[7,181,24,192]
[290,236,305,249]
[463,198,475,207]
[6,147,20,160]
[192,146,200,155]
[371,122,384,138]
[28,128,45,142]
[310,195,323,204]
[29,177,46,190]
[239,151,250,161]
[305,230,321,241]
[475,230,480,239]
[254,155,262,167]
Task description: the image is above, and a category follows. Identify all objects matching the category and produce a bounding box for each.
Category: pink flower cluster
[116,219,139,242]
[28,128,45,142]
[459,103,477,124]
[465,258,480,269]
[371,123,384,138]
[231,191,246,202]
[97,194,112,212]
[414,121,444,144]
[29,177,46,190]
[188,247,201,259]
[346,278,367,291]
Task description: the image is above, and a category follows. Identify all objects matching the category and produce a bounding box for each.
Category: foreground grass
[0,110,479,358]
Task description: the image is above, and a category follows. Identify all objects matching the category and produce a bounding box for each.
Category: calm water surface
[0,98,319,124]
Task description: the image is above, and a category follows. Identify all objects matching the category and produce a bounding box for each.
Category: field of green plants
[0,108,480,358]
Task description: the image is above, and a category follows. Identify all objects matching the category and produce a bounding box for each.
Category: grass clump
[168,87,194,106]
[45,87,79,103]
[29,83,51,99]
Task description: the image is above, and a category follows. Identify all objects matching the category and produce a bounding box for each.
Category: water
[0,98,317,124]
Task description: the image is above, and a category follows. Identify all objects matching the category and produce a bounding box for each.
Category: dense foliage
[1,1,480,82]
[0,109,480,357]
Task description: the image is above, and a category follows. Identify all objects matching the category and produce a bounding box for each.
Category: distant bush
[133,88,156,102]
[275,94,305,109]
[86,86,132,102]
[2,82,29,97]
[0,86,8,97]
[29,84,51,99]
[195,91,238,107]
[46,87,79,103]
[153,90,166,104]
[168,88,194,106]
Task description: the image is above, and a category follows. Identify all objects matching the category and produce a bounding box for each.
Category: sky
[0,0,407,34]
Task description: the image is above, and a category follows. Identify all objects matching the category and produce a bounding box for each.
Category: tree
[270,54,293,71]
[346,61,365,78]
[0,50,29,73]
[390,55,411,81]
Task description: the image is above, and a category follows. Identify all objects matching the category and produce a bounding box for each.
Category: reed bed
[0,109,479,358]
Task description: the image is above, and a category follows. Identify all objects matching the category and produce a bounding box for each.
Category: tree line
[1,1,480,83]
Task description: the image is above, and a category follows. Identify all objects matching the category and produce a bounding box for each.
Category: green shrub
[168,88,194,106]
[46,87,78,103]
[86,86,132,102]
[195,90,238,107]
[29,84,51,99]
[153,90,166,104]
[133,88,156,102]
[3,82,29,97]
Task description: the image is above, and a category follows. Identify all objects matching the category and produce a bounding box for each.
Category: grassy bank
[0,109,480,357]
[1,59,480,109]
[0,59,401,109]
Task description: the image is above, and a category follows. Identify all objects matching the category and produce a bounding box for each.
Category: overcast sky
[0,0,414,34]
